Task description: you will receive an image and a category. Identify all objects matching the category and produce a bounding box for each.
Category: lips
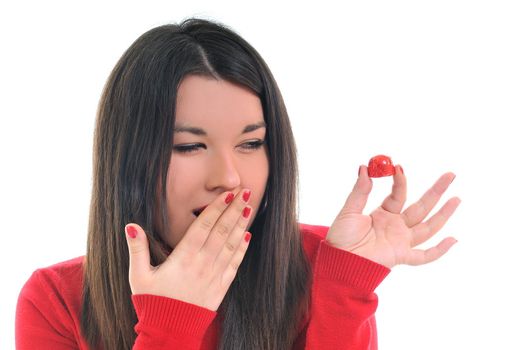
[192,205,208,217]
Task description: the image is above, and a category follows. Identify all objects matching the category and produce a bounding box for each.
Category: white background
[1,1,526,349]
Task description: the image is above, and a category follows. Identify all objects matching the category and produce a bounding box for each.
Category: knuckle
[194,264,208,279]
[199,217,215,231]
[173,254,191,269]
[237,219,248,230]
[338,210,359,221]
[129,245,147,256]
[214,223,230,238]
[224,241,236,252]
[415,201,427,215]
[210,205,224,216]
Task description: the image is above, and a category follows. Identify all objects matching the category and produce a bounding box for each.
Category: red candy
[367,155,395,178]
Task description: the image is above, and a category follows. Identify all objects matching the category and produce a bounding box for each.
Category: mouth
[192,205,208,217]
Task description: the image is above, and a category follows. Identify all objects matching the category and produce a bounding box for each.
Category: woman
[16,18,460,349]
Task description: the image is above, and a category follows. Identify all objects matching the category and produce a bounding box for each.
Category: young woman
[16,18,460,350]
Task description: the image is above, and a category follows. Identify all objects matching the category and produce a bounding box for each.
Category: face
[163,75,269,248]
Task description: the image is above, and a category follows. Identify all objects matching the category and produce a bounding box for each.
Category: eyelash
[173,140,265,154]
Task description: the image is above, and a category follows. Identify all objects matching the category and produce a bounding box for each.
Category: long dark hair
[81,18,311,349]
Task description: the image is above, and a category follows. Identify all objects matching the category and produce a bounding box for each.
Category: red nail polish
[126,226,137,239]
[244,232,252,242]
[243,207,251,218]
[225,192,234,204]
[243,190,251,202]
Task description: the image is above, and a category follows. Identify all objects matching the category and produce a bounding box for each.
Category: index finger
[338,165,373,216]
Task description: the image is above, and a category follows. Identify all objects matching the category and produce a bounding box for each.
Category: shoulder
[38,256,84,276]
[24,256,84,290]
[19,256,85,311]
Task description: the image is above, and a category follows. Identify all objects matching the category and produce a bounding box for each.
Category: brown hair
[81,18,311,349]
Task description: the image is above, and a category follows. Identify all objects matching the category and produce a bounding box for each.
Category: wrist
[324,238,394,269]
[318,241,391,293]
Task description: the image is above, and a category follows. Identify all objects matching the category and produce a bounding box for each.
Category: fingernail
[358,166,362,177]
[245,232,252,242]
[243,190,251,202]
[243,207,251,218]
[399,165,404,175]
[126,225,137,239]
[225,192,234,204]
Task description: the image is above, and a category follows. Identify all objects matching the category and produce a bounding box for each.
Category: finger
[212,205,252,271]
[404,237,457,266]
[124,224,152,293]
[380,165,407,214]
[339,165,373,216]
[221,231,252,288]
[199,189,251,257]
[411,197,461,247]
[402,172,456,227]
[177,191,237,254]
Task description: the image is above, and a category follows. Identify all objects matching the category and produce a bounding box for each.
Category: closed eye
[172,140,265,154]
[172,143,206,154]
[239,139,265,150]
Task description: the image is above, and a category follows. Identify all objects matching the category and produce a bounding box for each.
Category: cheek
[245,152,269,200]
[165,158,199,227]
[166,157,203,203]
[164,157,206,246]
[252,161,269,190]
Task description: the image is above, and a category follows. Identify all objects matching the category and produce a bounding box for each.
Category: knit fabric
[16,223,390,349]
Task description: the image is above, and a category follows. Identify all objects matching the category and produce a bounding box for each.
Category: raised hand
[124,190,253,312]
[325,165,461,268]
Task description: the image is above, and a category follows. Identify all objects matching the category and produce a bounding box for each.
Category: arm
[131,294,217,349]
[16,270,218,350]
[299,164,459,349]
[125,190,252,349]
[302,241,389,350]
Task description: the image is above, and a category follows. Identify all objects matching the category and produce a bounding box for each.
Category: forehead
[175,75,263,127]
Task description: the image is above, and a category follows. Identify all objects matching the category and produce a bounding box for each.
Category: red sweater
[16,224,390,349]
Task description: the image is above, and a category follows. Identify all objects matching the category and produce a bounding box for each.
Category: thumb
[124,223,151,292]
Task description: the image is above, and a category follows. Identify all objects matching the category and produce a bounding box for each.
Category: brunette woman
[16,18,460,350]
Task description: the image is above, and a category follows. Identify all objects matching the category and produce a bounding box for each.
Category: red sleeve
[131,294,217,349]
[301,240,390,350]
[16,262,218,350]
[16,270,79,350]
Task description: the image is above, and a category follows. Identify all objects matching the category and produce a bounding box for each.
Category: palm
[326,165,460,268]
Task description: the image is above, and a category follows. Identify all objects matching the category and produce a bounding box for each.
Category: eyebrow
[173,121,267,136]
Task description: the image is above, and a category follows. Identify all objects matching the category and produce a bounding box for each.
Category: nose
[205,150,241,192]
